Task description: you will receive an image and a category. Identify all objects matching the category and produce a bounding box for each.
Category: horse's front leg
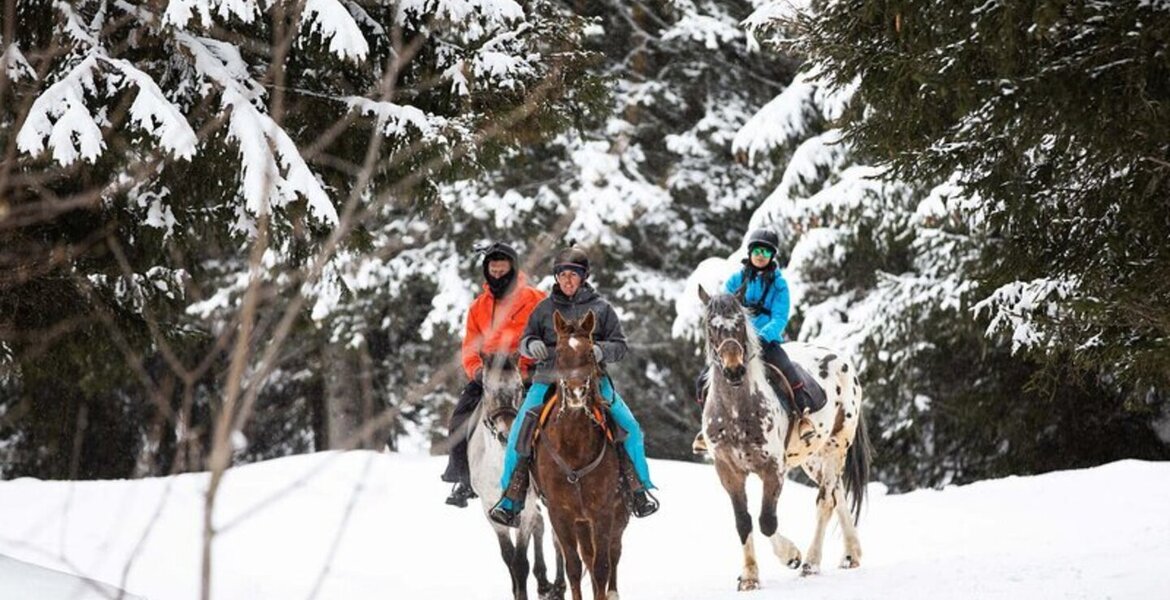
[550,516,584,600]
[530,514,553,598]
[513,521,533,600]
[585,517,613,600]
[715,458,758,591]
[760,467,802,571]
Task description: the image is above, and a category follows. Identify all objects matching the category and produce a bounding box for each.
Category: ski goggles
[749,246,775,258]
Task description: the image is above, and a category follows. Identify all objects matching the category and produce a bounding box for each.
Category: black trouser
[441,380,483,485]
[696,340,804,413]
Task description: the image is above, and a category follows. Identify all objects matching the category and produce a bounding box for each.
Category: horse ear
[554,310,569,337]
[698,284,711,305]
[581,310,596,337]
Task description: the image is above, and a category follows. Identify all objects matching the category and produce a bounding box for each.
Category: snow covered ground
[0,452,1166,600]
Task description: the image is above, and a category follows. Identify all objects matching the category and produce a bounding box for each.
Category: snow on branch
[344,97,442,139]
[16,55,105,165]
[106,58,198,160]
[302,0,370,61]
[973,278,1081,353]
[16,51,199,165]
[176,32,338,228]
[163,0,262,29]
[2,44,37,82]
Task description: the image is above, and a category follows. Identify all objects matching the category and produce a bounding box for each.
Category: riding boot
[618,448,659,518]
[692,367,710,455]
[489,456,531,528]
[445,481,477,507]
[763,341,817,442]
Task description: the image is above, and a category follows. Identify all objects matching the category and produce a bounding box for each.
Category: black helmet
[553,246,590,277]
[480,242,518,265]
[745,228,780,255]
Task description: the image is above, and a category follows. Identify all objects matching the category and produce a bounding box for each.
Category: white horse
[698,287,872,590]
[468,354,564,600]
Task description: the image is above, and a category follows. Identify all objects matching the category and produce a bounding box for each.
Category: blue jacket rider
[693,228,815,453]
[489,246,659,527]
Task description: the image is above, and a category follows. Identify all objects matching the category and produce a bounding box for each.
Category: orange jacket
[461,272,546,380]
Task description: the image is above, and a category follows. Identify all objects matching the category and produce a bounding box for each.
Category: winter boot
[489,457,530,528]
[618,448,659,518]
[445,481,477,508]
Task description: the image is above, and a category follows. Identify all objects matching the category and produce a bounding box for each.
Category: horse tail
[843,410,872,525]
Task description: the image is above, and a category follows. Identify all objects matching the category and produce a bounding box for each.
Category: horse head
[552,310,602,411]
[699,285,756,388]
[479,352,524,441]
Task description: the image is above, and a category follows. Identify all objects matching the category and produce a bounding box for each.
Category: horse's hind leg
[833,489,862,568]
[798,474,839,577]
[760,467,802,570]
[715,458,759,591]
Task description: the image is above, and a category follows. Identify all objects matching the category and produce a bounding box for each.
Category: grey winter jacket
[519,283,628,384]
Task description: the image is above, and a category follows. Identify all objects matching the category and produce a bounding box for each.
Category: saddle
[763,361,828,415]
[533,388,618,445]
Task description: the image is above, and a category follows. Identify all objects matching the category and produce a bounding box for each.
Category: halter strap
[716,336,755,362]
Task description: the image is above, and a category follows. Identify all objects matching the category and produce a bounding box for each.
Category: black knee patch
[735,509,753,544]
[759,511,778,537]
[515,407,542,456]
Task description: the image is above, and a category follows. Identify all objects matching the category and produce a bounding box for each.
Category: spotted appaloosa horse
[698,286,872,590]
[468,353,565,600]
[531,311,629,600]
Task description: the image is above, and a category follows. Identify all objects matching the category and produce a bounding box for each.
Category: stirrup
[489,498,523,527]
[797,409,816,443]
[632,490,659,518]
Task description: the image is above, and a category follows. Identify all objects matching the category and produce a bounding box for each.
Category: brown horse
[531,310,630,600]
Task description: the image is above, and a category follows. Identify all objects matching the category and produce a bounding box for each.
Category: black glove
[528,339,549,360]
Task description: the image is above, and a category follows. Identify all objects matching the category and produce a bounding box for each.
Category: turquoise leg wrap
[499,382,551,490]
[600,377,656,490]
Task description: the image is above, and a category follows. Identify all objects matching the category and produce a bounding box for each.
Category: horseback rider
[488,246,659,527]
[441,242,546,507]
[694,228,815,453]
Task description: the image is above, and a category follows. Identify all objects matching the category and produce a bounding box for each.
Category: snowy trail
[0,452,1166,599]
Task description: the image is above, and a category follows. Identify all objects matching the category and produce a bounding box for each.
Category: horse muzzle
[722,364,746,387]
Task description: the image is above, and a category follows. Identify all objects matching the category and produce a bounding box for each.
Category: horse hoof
[736,576,760,592]
[840,555,860,569]
[800,563,820,577]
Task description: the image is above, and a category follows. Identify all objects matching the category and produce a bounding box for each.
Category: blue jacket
[724,263,791,344]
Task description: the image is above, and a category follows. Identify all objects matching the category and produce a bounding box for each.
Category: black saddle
[764,361,828,415]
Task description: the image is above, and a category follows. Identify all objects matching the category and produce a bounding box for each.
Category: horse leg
[551,518,584,600]
[586,518,613,600]
[715,459,758,591]
[496,531,518,593]
[606,517,623,600]
[833,487,863,569]
[513,522,533,600]
[758,467,802,572]
[800,472,840,577]
[531,515,554,598]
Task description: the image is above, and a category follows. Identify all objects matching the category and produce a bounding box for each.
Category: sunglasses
[750,246,775,258]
